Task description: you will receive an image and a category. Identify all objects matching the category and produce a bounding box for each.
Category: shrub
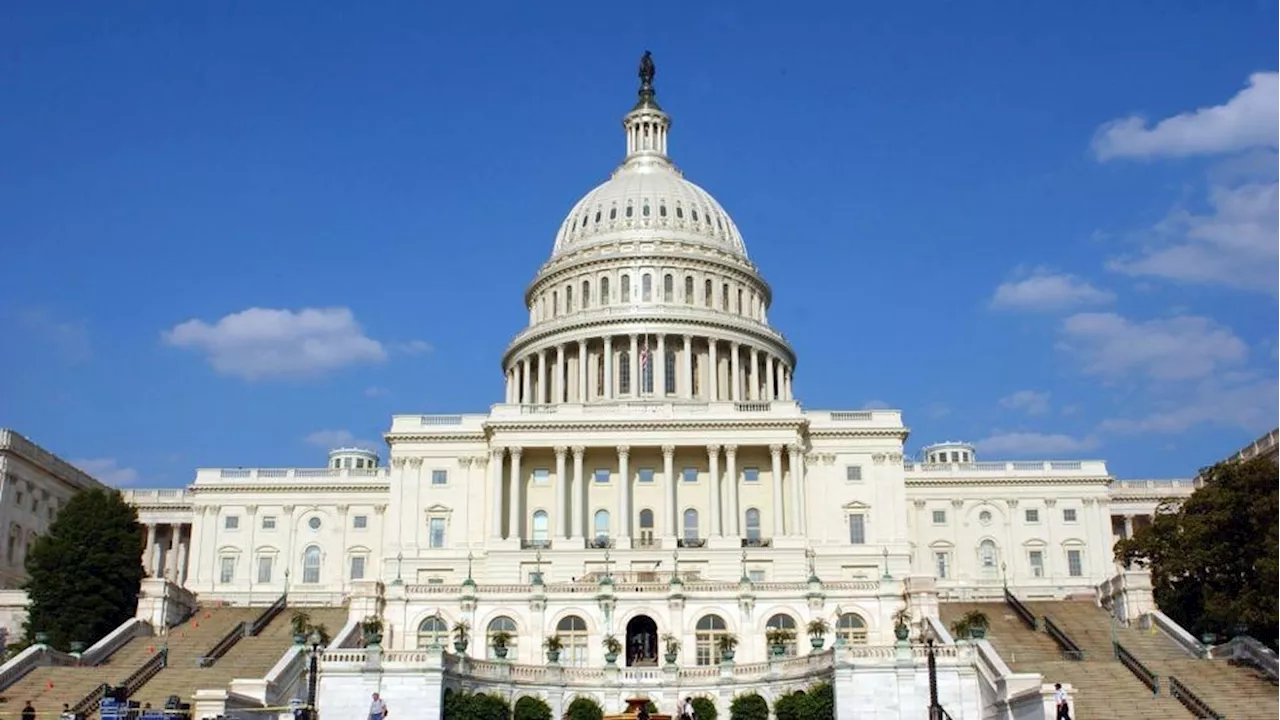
[729,692,768,720]
[690,696,718,720]
[806,681,835,719]
[513,695,551,720]
[442,690,511,720]
[564,696,604,720]
[772,690,808,720]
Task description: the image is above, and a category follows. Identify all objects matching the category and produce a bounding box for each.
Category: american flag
[639,336,651,370]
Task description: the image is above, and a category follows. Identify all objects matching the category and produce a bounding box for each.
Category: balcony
[586,537,615,549]
[631,537,661,549]
[677,538,707,549]
[521,539,553,550]
[741,538,772,548]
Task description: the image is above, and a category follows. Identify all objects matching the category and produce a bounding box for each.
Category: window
[429,518,446,548]
[638,468,654,484]
[682,467,698,483]
[721,284,729,310]
[417,616,448,649]
[533,469,550,486]
[308,517,322,530]
[432,470,448,485]
[1029,550,1044,578]
[350,556,366,580]
[619,353,631,394]
[642,274,652,302]
[642,201,650,217]
[551,291,558,317]
[487,616,518,660]
[683,509,700,542]
[766,614,799,657]
[1067,549,1083,577]
[978,510,993,526]
[219,556,236,584]
[1063,508,1078,523]
[935,552,950,579]
[663,274,673,302]
[531,511,549,545]
[836,613,868,645]
[848,514,866,545]
[601,276,611,304]
[302,546,321,584]
[582,280,591,309]
[846,465,862,482]
[704,279,713,308]
[684,276,694,304]
[565,284,573,312]
[557,616,589,666]
[745,508,761,541]
[695,615,728,665]
[256,556,273,584]
[620,274,631,302]
[736,288,743,314]
[5,524,17,565]
[594,468,611,484]
[352,515,368,529]
[748,569,765,583]
[932,510,947,524]
[594,510,611,540]
[743,468,759,483]
[261,516,277,530]
[1025,509,1040,523]
[979,540,997,569]
[224,516,240,530]
[638,510,655,546]
[596,354,604,396]
[664,350,676,394]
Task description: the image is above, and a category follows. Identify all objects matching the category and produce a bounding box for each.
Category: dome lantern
[622,50,671,164]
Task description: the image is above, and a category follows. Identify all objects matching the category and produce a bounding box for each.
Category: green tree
[689,696,717,720]
[772,690,807,720]
[564,696,603,720]
[512,695,551,720]
[23,488,144,650]
[728,692,768,720]
[805,681,835,719]
[1116,456,1279,648]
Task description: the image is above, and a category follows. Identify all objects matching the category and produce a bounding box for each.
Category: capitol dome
[502,52,795,408]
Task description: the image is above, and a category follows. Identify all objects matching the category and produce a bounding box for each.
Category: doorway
[625,615,659,666]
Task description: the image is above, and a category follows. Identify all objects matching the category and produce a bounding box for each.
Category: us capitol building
[2,55,1220,718]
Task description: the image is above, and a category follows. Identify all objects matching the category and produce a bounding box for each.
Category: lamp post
[306,630,322,720]
[921,623,941,719]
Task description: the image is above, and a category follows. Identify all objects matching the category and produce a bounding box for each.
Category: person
[1053,683,1070,720]
[680,697,695,720]
[21,701,35,720]
[637,704,650,720]
[368,692,388,720]
[60,703,75,720]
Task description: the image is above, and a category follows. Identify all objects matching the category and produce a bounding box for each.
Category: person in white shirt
[1053,683,1069,720]
[368,692,389,720]
[681,697,695,720]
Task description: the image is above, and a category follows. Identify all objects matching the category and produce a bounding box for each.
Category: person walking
[368,692,389,720]
[1053,683,1070,720]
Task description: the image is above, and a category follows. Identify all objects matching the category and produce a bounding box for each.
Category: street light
[306,630,323,720]
[921,623,942,720]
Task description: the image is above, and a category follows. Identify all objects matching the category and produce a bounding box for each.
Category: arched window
[6,524,17,565]
[736,288,743,315]
[704,279,713,308]
[695,615,728,665]
[625,202,634,218]
[594,510,611,541]
[487,616,518,660]
[683,509,700,543]
[663,274,674,302]
[582,280,591,309]
[642,273,652,302]
[620,275,631,303]
[836,613,868,645]
[684,276,694,304]
[619,352,631,395]
[766,614,799,657]
[552,291,558,317]
[556,615,589,666]
[565,285,573,312]
[601,276,611,304]
[416,615,448,649]
[638,509,655,546]
[721,284,730,310]
[302,546,321,584]
[979,539,998,570]
[744,508,761,542]
[664,349,677,394]
[531,511,549,545]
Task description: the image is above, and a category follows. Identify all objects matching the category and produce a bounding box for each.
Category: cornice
[482,417,809,434]
[905,476,1112,488]
[808,428,910,441]
[190,484,391,494]
[384,432,488,444]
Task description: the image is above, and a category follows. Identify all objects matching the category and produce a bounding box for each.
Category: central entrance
[625,615,659,667]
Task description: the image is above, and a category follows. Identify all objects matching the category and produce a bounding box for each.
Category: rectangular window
[224,516,239,530]
[219,556,236,584]
[1067,549,1083,577]
[350,556,366,580]
[935,552,949,579]
[261,516,276,530]
[257,556,273,584]
[748,569,766,583]
[1025,509,1040,523]
[846,465,863,482]
[594,468,610,484]
[638,468,655,484]
[1029,551,1044,578]
[533,469,550,486]
[848,514,866,545]
[431,469,448,485]
[682,467,698,483]
[353,515,368,529]
[1063,508,1078,523]
[743,468,759,483]
[932,510,947,524]
[429,518,446,548]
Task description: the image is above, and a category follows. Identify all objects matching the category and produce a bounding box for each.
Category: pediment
[842,500,871,511]
[424,504,453,514]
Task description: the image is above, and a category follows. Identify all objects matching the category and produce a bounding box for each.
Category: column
[656,334,667,397]
[521,359,531,404]
[662,445,677,540]
[765,355,776,401]
[749,347,760,401]
[167,524,179,580]
[629,334,639,396]
[577,340,588,402]
[145,524,158,577]
[617,446,631,542]
[604,336,614,400]
[1123,515,1134,539]
[508,448,523,540]
[785,368,793,401]
[770,445,785,537]
[554,447,568,539]
[708,339,719,401]
[537,348,548,404]
[177,530,189,585]
[707,445,722,537]
[571,446,586,540]
[490,448,505,539]
[788,445,806,535]
[555,345,565,403]
[724,445,739,536]
[682,335,694,399]
[730,342,741,401]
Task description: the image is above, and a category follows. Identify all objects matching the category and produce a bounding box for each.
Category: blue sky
[1,2,1275,486]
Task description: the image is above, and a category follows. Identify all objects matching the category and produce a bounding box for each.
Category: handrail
[1043,617,1084,661]
[1003,588,1037,631]
[71,648,168,715]
[250,594,288,636]
[1114,642,1159,694]
[1168,676,1224,719]
[199,622,248,667]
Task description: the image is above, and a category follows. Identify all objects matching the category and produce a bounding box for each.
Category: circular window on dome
[978,510,992,526]
[308,517,322,531]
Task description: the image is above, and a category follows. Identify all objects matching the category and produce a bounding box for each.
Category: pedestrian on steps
[1053,683,1070,720]
[368,692,388,720]
[21,700,35,720]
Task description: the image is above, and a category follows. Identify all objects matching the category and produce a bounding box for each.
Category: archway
[625,615,659,666]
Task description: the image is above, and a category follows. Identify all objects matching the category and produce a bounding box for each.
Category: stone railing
[404,579,880,596]
[1209,635,1278,681]
[82,618,152,666]
[488,400,804,420]
[121,488,193,506]
[1143,610,1207,659]
[198,467,392,481]
[0,644,78,693]
[904,460,1108,475]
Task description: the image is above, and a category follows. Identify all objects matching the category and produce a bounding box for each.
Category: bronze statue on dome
[639,50,655,89]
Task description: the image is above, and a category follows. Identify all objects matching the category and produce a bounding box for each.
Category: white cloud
[8,308,91,365]
[1098,374,1278,435]
[861,399,891,409]
[999,390,1051,416]
[304,429,381,452]
[1092,71,1278,160]
[393,340,434,356]
[162,307,388,381]
[364,386,390,398]
[925,403,951,419]
[990,270,1115,311]
[71,458,140,486]
[1057,312,1247,381]
[974,432,1099,457]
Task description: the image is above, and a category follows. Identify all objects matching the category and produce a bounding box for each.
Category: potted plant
[716,633,739,662]
[361,615,384,647]
[893,607,912,642]
[491,630,513,659]
[951,609,990,640]
[766,627,795,657]
[290,611,312,645]
[544,634,563,663]
[661,633,681,664]
[452,620,470,653]
[807,618,831,650]
[69,641,87,654]
[602,634,622,664]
